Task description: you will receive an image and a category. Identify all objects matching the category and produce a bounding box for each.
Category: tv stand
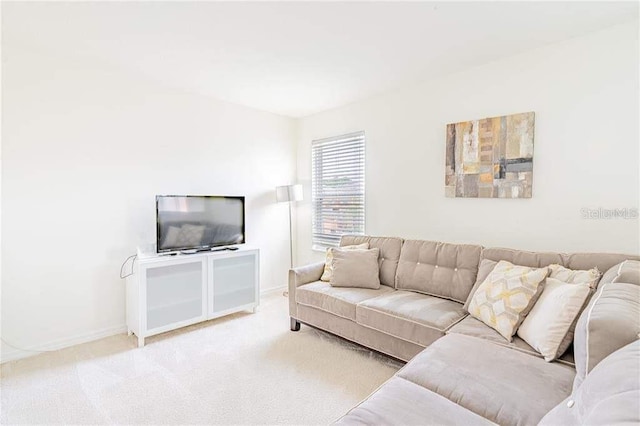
[126,246,260,347]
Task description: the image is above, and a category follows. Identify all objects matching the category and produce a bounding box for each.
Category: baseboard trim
[260,285,287,297]
[1,324,127,364]
[2,287,287,364]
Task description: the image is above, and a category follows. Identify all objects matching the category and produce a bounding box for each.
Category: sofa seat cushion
[448,315,575,366]
[355,290,467,347]
[333,376,493,426]
[296,281,394,321]
[397,334,575,426]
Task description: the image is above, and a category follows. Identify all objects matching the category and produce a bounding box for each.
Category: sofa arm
[288,262,325,318]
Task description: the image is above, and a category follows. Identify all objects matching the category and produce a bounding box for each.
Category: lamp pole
[288,201,294,269]
[276,184,303,297]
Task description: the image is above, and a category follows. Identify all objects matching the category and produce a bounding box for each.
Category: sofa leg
[290,318,301,331]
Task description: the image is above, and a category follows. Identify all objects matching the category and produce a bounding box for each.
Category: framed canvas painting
[445,112,535,198]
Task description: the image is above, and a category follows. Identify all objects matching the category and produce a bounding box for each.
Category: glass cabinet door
[145,260,205,330]
[212,254,256,313]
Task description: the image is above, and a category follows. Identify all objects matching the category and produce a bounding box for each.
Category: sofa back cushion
[481,247,637,282]
[340,235,403,288]
[600,259,640,285]
[565,253,640,275]
[539,340,640,426]
[572,282,640,391]
[395,240,482,303]
[607,259,640,285]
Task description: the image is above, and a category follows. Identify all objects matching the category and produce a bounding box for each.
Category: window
[311,131,365,249]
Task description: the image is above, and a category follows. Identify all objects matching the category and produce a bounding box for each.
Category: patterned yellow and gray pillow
[548,264,601,289]
[468,260,549,342]
[320,243,369,282]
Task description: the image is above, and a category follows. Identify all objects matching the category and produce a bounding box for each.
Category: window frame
[311,131,366,250]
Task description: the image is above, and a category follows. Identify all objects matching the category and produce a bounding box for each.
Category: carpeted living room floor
[0,293,402,425]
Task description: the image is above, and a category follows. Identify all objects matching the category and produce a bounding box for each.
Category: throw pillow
[518,277,592,361]
[320,243,369,281]
[330,248,381,289]
[463,259,498,312]
[548,264,601,289]
[467,260,549,342]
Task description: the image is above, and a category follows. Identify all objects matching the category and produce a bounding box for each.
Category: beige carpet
[0,294,402,425]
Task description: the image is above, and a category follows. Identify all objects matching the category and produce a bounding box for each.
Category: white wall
[297,22,640,266]
[1,43,297,361]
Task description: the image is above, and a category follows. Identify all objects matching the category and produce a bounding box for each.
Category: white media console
[126,245,260,347]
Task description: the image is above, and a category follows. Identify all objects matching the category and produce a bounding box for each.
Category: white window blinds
[311,131,365,248]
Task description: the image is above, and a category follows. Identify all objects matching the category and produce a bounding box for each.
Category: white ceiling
[3,2,638,118]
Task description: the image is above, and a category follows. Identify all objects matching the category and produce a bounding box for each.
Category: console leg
[290,318,300,331]
[138,336,145,348]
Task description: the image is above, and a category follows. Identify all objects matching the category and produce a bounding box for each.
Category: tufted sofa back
[480,247,638,282]
[395,240,483,303]
[339,235,638,300]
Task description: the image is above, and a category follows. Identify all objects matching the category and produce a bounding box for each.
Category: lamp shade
[276,184,303,203]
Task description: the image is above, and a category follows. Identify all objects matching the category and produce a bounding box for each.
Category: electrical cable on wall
[120,254,137,279]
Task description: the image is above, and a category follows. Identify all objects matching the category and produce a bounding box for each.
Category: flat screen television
[156,195,245,253]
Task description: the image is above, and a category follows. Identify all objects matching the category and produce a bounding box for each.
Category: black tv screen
[156,195,245,253]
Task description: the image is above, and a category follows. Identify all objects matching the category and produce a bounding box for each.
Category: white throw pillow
[518,277,592,361]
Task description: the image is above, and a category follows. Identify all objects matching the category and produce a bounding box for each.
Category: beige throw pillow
[548,264,601,289]
[320,243,369,281]
[330,248,381,289]
[517,277,592,361]
[468,260,549,341]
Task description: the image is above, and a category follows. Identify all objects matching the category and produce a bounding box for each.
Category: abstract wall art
[445,112,535,198]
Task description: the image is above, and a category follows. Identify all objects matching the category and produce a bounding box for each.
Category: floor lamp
[276,184,303,296]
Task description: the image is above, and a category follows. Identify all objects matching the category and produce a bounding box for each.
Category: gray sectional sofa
[288,235,640,425]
